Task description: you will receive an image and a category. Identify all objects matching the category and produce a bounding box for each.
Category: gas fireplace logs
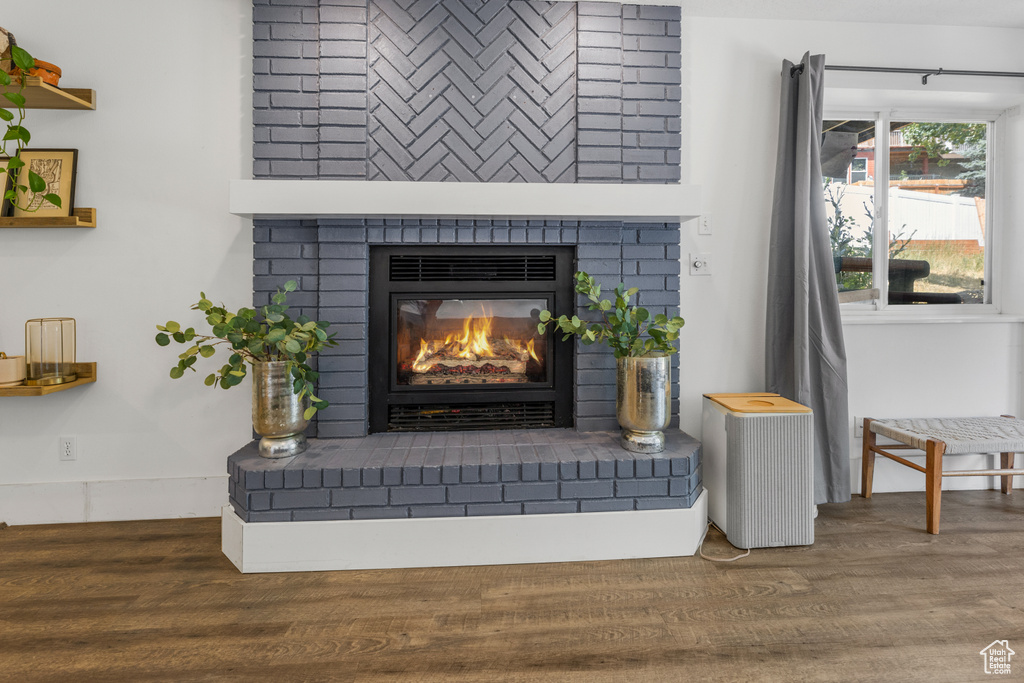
[406,314,540,385]
[410,338,533,384]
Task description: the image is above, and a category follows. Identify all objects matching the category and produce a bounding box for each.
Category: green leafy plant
[537,271,684,358]
[1,44,61,212]
[826,180,917,292]
[155,281,338,420]
[901,122,987,197]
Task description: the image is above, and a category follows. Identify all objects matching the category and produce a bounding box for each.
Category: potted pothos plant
[538,271,684,454]
[1,41,63,214]
[155,281,338,458]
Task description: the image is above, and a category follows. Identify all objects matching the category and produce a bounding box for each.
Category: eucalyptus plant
[538,271,684,359]
[155,281,338,420]
[1,44,61,212]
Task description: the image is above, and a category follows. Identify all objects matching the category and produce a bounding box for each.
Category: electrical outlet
[59,436,77,461]
[689,253,711,276]
[853,417,863,438]
[698,213,713,236]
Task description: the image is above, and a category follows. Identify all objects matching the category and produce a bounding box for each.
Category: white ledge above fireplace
[229,180,700,222]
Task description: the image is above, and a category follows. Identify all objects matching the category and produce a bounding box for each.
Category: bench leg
[861,418,875,499]
[1001,452,1015,494]
[925,439,945,534]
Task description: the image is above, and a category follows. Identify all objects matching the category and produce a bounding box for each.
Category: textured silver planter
[252,361,309,459]
[616,354,671,454]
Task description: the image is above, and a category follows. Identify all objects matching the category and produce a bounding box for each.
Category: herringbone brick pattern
[367,0,577,182]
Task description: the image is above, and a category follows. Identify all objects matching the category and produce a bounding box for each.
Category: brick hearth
[229,429,701,522]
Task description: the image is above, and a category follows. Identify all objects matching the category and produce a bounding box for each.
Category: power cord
[698,519,751,562]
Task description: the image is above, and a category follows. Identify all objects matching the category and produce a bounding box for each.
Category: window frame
[824,106,1005,319]
[849,156,868,183]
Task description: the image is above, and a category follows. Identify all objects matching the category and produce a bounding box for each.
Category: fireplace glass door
[369,245,574,433]
[396,298,547,387]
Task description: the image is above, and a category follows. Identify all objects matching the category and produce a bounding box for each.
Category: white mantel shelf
[229,180,700,222]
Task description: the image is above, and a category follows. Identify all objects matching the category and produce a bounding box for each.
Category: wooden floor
[2,490,1023,682]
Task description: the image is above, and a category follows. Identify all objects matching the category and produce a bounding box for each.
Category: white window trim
[849,157,868,183]
[825,105,1007,322]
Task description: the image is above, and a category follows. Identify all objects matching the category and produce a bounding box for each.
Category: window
[822,115,993,308]
[849,157,868,183]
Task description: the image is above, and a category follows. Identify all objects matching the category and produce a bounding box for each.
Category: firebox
[368,245,575,432]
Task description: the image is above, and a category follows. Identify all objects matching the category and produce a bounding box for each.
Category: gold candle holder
[25,317,77,386]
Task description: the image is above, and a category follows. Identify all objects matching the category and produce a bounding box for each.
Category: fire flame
[411,312,539,372]
[516,337,540,362]
[454,314,493,358]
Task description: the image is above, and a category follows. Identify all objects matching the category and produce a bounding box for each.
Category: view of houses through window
[823,118,988,305]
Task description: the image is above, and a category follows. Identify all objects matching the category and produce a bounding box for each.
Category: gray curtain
[765,53,851,504]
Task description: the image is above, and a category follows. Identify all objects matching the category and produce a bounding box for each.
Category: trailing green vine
[1,44,62,213]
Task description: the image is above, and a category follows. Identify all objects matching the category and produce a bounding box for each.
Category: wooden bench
[861,416,1024,534]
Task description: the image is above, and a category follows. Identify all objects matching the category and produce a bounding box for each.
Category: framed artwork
[11,148,77,219]
[0,157,11,217]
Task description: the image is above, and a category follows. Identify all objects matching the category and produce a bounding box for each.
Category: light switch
[698,214,713,236]
[689,253,711,276]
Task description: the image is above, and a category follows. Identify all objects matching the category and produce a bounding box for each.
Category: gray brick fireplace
[250,0,685,439]
[228,0,700,533]
[254,217,681,438]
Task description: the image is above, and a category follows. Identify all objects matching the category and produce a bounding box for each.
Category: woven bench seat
[862,416,1024,534]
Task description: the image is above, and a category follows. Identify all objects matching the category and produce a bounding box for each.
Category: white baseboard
[221,489,709,573]
[0,476,229,525]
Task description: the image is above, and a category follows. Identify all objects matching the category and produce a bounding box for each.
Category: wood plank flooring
[2,490,1024,682]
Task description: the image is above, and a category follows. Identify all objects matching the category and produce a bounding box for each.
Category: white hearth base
[221,490,707,573]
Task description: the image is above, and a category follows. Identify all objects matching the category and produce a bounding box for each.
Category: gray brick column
[316,220,370,437]
[253,220,320,317]
[575,221,681,430]
[621,4,681,182]
[253,0,322,178]
[576,1,680,183]
[319,0,369,178]
[576,2,623,182]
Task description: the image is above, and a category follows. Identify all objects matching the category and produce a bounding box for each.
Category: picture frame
[11,148,77,219]
[0,156,11,217]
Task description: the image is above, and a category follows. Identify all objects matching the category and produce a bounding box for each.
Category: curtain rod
[827,65,1024,85]
[791,63,1024,85]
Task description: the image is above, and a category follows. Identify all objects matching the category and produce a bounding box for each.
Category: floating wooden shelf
[0,362,96,396]
[1,80,96,227]
[19,76,95,110]
[0,208,96,228]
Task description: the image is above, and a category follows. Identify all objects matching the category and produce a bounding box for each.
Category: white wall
[0,0,253,523]
[679,16,1024,494]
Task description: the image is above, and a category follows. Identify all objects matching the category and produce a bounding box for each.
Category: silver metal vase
[252,361,309,459]
[616,354,671,453]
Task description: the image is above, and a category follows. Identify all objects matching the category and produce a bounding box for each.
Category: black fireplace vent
[388,402,556,431]
[389,254,557,282]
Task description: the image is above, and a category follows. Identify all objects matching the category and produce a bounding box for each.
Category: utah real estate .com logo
[980,640,1015,675]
